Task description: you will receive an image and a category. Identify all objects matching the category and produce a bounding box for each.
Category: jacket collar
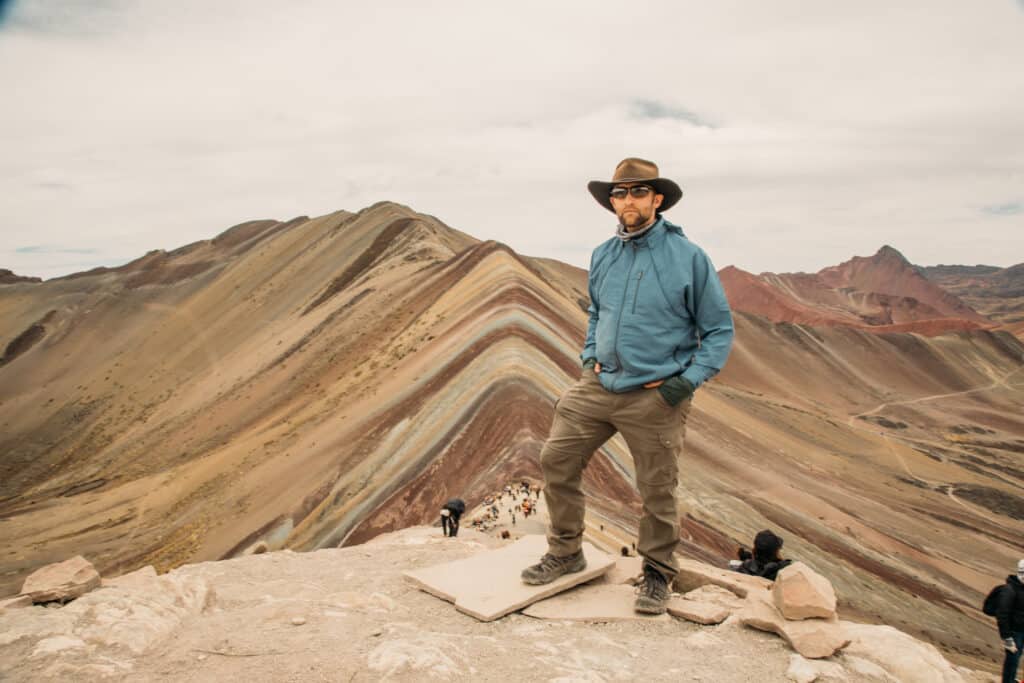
[615,215,687,247]
[616,215,665,244]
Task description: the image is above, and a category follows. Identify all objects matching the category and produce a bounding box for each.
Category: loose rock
[666,598,731,625]
[21,556,101,604]
[0,595,33,611]
[773,563,837,620]
[738,592,850,659]
[683,584,745,610]
[674,558,773,598]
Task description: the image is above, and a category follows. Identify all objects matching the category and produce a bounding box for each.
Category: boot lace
[637,566,668,601]
[536,553,564,571]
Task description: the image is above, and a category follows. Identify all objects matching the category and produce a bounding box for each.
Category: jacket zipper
[612,241,637,388]
[632,269,644,314]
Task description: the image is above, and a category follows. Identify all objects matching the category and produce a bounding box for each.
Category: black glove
[657,375,695,406]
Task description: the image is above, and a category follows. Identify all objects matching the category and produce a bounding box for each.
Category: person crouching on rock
[732,529,792,581]
[440,498,465,537]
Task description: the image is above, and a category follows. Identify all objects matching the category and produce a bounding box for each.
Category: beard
[617,206,652,230]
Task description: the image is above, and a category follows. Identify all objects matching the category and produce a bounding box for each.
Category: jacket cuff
[681,365,711,389]
[657,375,695,406]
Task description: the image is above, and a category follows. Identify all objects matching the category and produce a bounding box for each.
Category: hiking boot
[520,550,586,585]
[634,564,670,614]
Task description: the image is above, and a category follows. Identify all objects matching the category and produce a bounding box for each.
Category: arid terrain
[0,525,992,682]
[2,202,1022,673]
[918,263,1024,339]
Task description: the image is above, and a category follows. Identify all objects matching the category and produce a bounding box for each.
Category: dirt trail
[875,435,1006,526]
[849,365,1024,424]
[844,365,1024,527]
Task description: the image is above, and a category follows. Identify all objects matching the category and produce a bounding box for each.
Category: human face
[610,183,663,232]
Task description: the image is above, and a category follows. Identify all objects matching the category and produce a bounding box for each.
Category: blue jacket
[581,216,734,393]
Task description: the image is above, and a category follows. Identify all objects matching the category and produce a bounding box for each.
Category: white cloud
[2,0,1022,279]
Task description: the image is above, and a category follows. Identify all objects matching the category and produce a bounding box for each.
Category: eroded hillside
[1,203,1022,673]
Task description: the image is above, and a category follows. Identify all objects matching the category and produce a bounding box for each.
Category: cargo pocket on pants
[642,431,679,486]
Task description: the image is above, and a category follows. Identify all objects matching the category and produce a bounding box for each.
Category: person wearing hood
[520,158,734,615]
[997,559,1024,683]
[733,529,793,581]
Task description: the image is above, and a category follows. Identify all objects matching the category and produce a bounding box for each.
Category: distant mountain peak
[721,245,992,330]
[0,268,42,285]
[874,245,909,263]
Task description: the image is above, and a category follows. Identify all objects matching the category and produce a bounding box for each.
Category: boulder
[738,592,850,659]
[674,557,773,598]
[21,556,101,604]
[841,622,966,682]
[773,562,837,620]
[0,567,215,657]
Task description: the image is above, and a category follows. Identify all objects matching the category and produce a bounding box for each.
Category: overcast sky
[2,0,1023,280]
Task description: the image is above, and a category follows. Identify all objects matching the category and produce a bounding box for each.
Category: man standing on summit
[521,158,734,615]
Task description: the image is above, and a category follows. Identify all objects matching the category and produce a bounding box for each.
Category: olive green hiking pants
[540,370,691,581]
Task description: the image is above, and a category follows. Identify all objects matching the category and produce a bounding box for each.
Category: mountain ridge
[1,204,1022,674]
[720,245,1011,336]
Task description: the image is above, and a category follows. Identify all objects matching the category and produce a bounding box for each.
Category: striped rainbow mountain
[2,202,1022,670]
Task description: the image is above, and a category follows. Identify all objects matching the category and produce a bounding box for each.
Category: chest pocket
[631,254,679,319]
[595,251,627,311]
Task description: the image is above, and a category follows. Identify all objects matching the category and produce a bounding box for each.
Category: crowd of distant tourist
[438,480,540,538]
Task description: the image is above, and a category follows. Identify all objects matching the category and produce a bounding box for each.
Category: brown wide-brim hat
[587,157,683,213]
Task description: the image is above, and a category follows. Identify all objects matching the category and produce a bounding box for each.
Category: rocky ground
[0,524,997,682]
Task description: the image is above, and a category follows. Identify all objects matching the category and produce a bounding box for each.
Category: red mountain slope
[721,246,992,335]
[817,246,990,323]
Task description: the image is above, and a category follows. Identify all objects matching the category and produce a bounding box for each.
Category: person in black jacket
[733,529,793,581]
[997,559,1024,683]
[440,498,465,537]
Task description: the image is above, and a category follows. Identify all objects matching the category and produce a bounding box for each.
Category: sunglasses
[609,185,653,200]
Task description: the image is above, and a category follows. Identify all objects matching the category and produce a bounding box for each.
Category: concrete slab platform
[592,555,643,585]
[403,534,614,622]
[524,583,671,622]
